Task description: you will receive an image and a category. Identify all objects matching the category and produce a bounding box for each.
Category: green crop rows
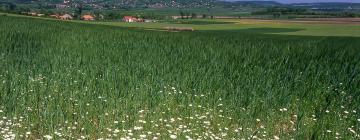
[0,16,359,139]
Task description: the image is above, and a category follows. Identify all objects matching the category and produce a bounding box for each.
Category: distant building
[63,0,70,4]
[82,15,95,21]
[123,16,138,22]
[59,14,73,20]
[172,16,182,19]
[37,14,45,17]
[145,19,157,23]
[56,4,68,9]
[28,12,37,16]
[137,18,145,22]
[50,15,59,19]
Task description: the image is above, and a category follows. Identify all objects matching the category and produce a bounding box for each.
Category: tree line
[252,7,360,19]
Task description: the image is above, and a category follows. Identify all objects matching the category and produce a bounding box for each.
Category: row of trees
[1,2,20,13]
[252,7,360,19]
[179,11,214,19]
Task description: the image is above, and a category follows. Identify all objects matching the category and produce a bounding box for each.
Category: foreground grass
[0,16,360,139]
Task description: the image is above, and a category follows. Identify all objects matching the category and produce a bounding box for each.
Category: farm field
[2,13,360,37]
[75,19,360,37]
[0,15,360,140]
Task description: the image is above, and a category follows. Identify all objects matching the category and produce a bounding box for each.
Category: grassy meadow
[0,15,360,139]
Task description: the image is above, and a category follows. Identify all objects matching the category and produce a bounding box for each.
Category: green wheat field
[0,15,359,140]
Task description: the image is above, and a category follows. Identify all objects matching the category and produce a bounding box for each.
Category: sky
[226,0,360,3]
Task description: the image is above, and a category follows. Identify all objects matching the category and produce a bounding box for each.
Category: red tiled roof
[123,16,136,19]
[82,15,94,19]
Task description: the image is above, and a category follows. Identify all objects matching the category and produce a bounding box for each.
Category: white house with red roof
[123,16,138,22]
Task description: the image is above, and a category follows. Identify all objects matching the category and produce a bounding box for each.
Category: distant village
[21,12,158,23]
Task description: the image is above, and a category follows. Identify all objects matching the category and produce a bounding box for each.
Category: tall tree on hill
[202,14,207,19]
[273,12,281,19]
[180,11,184,19]
[76,3,83,19]
[71,0,83,19]
[185,12,190,19]
[8,3,16,11]
[191,13,197,19]
[106,12,117,20]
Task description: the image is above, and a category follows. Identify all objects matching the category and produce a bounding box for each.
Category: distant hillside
[4,0,360,9]
[291,2,360,8]
[217,0,282,7]
[3,0,216,8]
[2,0,359,13]
[289,2,360,12]
[1,0,281,8]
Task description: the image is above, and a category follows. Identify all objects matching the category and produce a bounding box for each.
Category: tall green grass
[0,16,359,139]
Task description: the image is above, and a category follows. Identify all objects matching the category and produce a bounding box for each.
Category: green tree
[185,12,190,19]
[9,3,16,11]
[73,0,83,19]
[273,12,281,19]
[202,14,207,19]
[107,12,116,20]
[180,11,185,19]
[191,13,197,19]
